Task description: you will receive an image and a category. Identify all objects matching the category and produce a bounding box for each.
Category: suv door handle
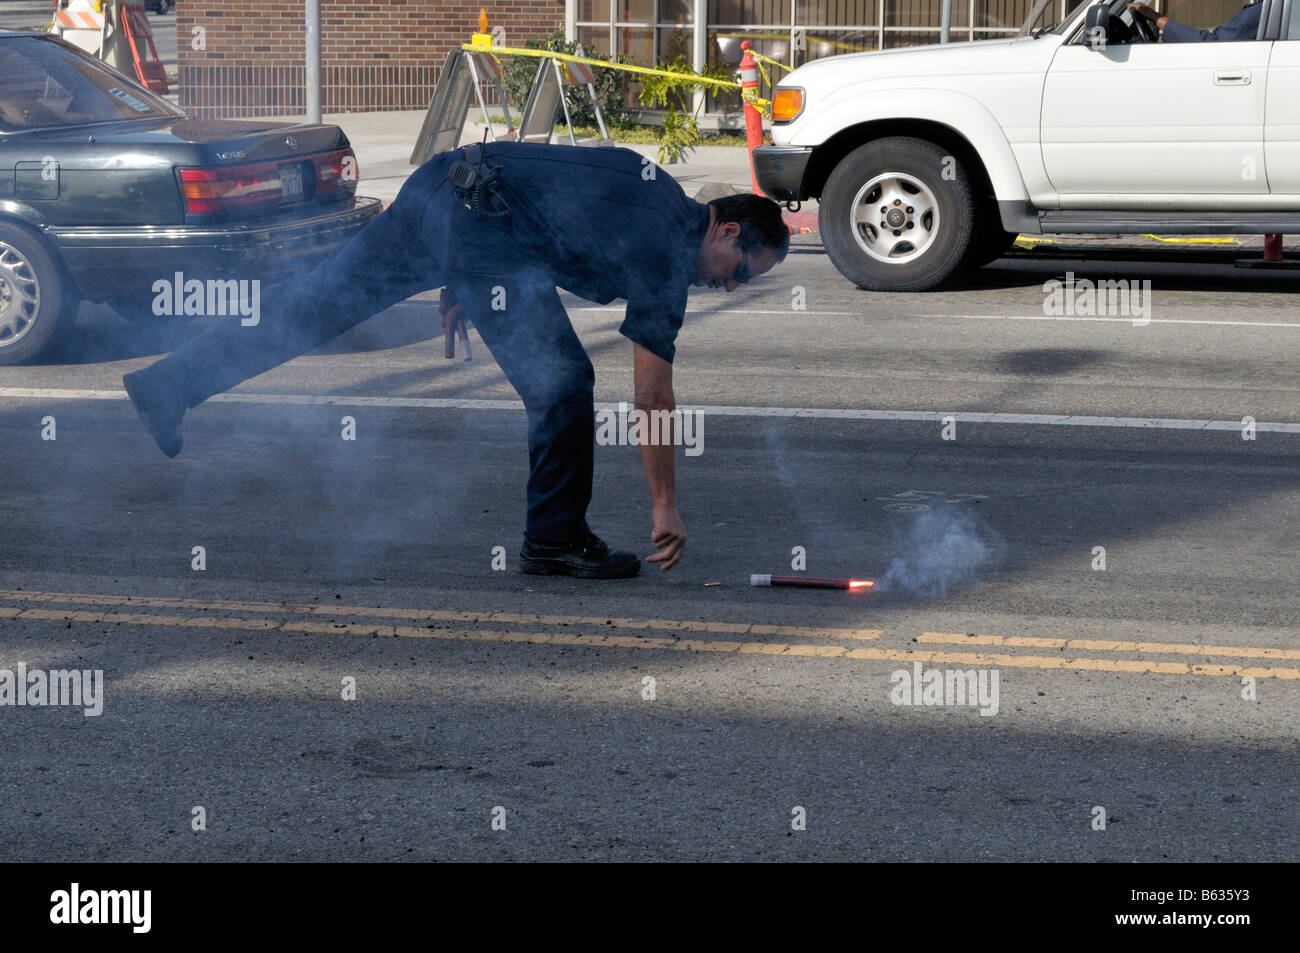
[1214,70,1251,85]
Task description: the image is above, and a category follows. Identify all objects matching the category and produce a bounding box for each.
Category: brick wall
[177,1,564,118]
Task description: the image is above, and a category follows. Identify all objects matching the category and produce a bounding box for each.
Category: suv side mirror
[1084,2,1111,48]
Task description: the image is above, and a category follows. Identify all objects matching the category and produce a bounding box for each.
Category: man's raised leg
[124,162,452,456]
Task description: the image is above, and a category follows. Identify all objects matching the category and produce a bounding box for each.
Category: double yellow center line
[0,589,1296,679]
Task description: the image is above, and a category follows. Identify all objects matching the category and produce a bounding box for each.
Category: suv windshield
[0,35,181,132]
[1022,0,1092,35]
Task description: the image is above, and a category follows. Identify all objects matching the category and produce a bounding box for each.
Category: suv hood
[781,33,1060,93]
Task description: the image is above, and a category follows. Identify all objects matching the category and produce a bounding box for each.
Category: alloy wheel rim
[0,241,41,348]
[849,172,940,265]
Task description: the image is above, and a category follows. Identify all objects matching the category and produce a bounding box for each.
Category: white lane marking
[930,314,1300,329]
[568,307,866,316]
[569,307,1300,328]
[0,388,523,410]
[2,387,1297,433]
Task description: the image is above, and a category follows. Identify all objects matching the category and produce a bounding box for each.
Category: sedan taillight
[179,149,358,214]
[312,148,359,194]
[179,162,283,214]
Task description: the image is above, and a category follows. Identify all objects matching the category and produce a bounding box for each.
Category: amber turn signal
[772,87,804,123]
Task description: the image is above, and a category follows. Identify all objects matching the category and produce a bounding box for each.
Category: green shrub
[637,55,735,164]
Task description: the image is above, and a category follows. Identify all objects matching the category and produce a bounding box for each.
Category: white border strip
[935,314,1300,329]
[565,307,1300,328]
[1,387,1296,434]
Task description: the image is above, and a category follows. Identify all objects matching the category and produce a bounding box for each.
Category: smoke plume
[874,505,1005,597]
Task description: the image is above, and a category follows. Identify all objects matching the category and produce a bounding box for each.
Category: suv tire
[819,137,975,291]
[962,205,1019,268]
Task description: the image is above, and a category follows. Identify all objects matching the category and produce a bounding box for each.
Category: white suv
[754,0,1295,290]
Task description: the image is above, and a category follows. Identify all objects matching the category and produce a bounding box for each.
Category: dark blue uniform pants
[148,152,595,544]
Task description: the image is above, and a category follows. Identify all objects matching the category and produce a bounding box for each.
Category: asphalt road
[0,236,1296,862]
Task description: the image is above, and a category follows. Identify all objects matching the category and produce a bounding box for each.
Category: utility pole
[306,0,322,123]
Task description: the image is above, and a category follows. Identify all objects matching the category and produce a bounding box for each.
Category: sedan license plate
[279,163,304,202]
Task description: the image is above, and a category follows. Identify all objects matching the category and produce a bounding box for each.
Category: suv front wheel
[819,137,974,292]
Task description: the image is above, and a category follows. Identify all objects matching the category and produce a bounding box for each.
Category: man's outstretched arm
[633,342,686,570]
[1130,0,1262,41]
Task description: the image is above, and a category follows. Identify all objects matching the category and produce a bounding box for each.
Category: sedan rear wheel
[0,225,78,365]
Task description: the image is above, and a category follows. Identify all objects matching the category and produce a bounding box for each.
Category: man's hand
[438,288,463,324]
[440,287,470,359]
[646,503,686,571]
[1127,2,1167,27]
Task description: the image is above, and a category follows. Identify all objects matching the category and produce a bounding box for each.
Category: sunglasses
[732,244,751,284]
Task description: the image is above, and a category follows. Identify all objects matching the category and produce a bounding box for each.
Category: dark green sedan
[0,30,383,364]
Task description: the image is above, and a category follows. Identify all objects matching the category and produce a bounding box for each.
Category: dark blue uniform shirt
[1162,0,1262,41]
[472,142,711,365]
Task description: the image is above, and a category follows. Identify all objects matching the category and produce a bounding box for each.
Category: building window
[577,2,697,64]
[575,0,1089,114]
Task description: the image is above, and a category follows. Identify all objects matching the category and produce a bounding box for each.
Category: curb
[783,209,818,234]
[692,181,820,234]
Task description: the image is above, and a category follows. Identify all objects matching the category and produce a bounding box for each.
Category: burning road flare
[750,575,874,591]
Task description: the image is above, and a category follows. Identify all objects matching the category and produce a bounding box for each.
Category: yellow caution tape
[464,45,737,89]
[749,51,792,72]
[1016,235,1245,248]
[747,49,793,91]
[1141,234,1242,245]
[463,44,772,115]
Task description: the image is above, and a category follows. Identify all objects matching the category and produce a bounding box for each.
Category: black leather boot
[123,367,186,458]
[520,531,640,579]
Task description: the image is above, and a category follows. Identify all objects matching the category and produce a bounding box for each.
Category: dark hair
[708,193,790,261]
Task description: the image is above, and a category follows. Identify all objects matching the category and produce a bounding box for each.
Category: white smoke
[874,506,1004,597]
